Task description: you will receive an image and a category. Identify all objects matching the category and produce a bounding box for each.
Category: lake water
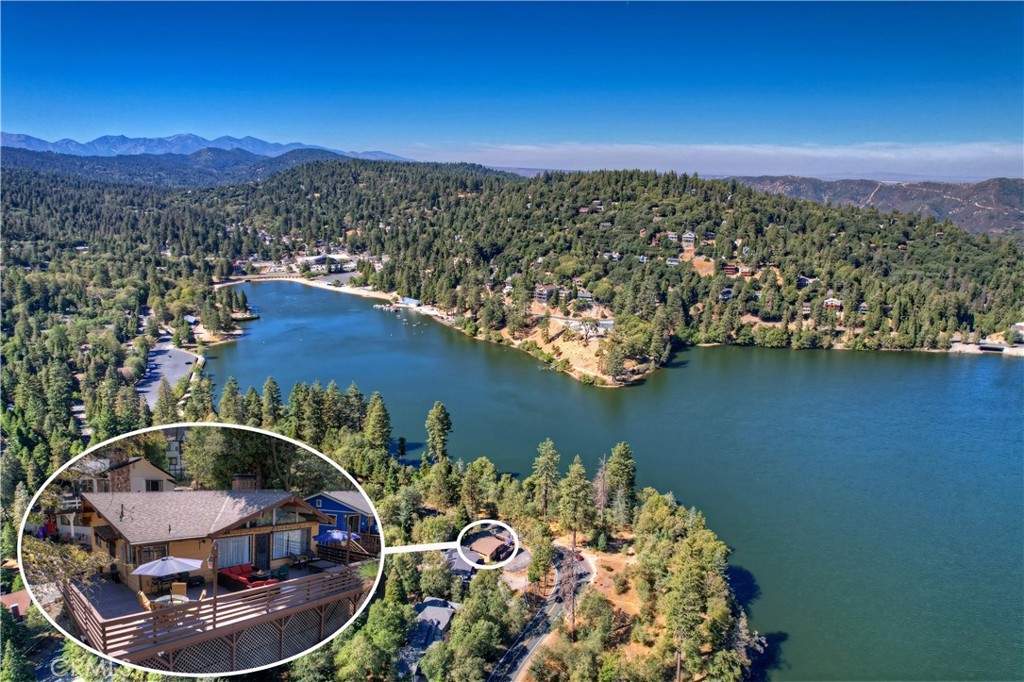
[206,281,1024,681]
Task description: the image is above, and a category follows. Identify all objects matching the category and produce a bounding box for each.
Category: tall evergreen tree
[261,376,283,429]
[363,392,392,451]
[532,438,561,519]
[218,376,244,424]
[424,401,453,463]
[244,386,262,427]
[153,380,179,426]
[558,455,594,639]
[607,441,637,511]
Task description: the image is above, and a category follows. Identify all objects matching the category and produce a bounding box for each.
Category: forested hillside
[2,159,1022,486]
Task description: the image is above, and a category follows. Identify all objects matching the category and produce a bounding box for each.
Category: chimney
[231,474,256,491]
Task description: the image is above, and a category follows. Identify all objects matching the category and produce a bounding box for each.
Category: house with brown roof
[52,484,374,672]
[468,534,511,562]
[81,487,329,592]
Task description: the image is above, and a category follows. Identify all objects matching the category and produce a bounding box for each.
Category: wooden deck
[64,561,374,670]
[77,563,337,619]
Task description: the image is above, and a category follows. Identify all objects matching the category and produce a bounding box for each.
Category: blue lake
[206,281,1024,681]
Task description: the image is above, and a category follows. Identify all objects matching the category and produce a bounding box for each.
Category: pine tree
[218,376,244,424]
[343,382,367,431]
[1,642,34,682]
[322,380,344,431]
[559,455,594,639]
[532,439,561,519]
[607,441,637,511]
[152,378,178,425]
[363,392,392,451]
[424,401,453,463]
[183,377,214,421]
[244,387,262,427]
[261,376,283,429]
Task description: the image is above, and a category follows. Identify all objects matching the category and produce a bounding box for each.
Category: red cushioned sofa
[217,563,281,590]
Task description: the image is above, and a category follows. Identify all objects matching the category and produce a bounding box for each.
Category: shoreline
[220,276,630,387]
[208,277,1023,390]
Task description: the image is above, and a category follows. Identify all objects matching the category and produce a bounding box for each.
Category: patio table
[306,560,336,574]
[152,594,190,606]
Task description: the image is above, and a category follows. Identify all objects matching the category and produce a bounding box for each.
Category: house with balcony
[55,485,376,673]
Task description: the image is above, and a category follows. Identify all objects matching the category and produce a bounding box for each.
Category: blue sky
[2,2,1021,179]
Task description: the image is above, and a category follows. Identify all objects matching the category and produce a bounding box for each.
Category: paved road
[136,334,197,408]
[488,547,594,682]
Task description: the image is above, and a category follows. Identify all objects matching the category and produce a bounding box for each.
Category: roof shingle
[83,490,304,545]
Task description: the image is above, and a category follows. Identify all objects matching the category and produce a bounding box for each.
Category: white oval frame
[455,519,521,571]
[16,422,387,677]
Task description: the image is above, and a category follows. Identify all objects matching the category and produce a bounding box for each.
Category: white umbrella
[131,555,204,577]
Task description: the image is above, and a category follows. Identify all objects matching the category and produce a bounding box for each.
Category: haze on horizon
[2,2,1021,182]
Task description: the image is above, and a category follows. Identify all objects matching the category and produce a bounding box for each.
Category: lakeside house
[81,486,329,589]
[468,534,512,563]
[824,297,844,312]
[48,479,376,672]
[721,263,740,276]
[681,231,696,249]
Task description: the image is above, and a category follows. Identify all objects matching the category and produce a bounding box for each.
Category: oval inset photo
[456,519,520,571]
[18,424,384,675]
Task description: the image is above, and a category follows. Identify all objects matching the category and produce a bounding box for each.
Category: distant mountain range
[0,146,358,187]
[732,175,1023,236]
[0,132,409,161]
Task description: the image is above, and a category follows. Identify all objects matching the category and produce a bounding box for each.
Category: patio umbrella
[131,556,204,577]
[313,530,360,543]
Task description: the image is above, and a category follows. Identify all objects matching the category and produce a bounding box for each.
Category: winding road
[488,546,594,682]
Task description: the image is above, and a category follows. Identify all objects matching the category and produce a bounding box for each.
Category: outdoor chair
[136,590,164,611]
[197,589,206,601]
[271,565,289,580]
[171,582,187,598]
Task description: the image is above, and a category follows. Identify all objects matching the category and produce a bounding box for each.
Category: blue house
[304,490,377,536]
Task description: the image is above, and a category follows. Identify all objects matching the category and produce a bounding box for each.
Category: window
[315,499,322,508]
[137,544,167,565]
[325,514,337,527]
[273,528,309,559]
[217,535,251,567]
[145,479,162,492]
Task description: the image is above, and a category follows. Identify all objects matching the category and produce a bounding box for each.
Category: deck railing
[316,534,380,564]
[64,561,373,663]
